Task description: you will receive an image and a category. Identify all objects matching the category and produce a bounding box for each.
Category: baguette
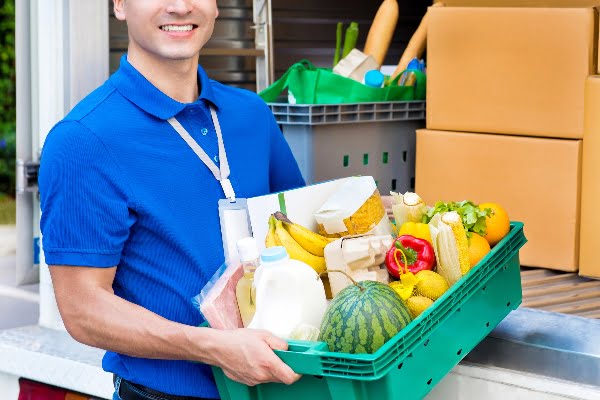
[363,0,400,67]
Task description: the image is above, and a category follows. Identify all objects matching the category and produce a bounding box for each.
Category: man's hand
[209,329,301,386]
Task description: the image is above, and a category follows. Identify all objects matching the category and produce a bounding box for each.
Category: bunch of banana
[264,212,333,274]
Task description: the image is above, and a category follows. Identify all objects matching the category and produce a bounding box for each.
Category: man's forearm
[58,285,219,364]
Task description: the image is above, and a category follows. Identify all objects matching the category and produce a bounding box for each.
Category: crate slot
[356,112,374,121]
[341,104,359,113]
[376,112,392,120]
[376,103,392,111]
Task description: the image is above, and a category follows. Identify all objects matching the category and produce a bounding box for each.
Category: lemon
[415,270,449,300]
[406,296,434,318]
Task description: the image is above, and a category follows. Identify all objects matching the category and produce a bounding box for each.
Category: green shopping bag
[259,60,426,104]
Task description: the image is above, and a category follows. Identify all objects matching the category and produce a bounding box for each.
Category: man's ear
[113,0,126,21]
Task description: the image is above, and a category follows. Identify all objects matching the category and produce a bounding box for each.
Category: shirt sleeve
[267,112,306,193]
[38,120,136,267]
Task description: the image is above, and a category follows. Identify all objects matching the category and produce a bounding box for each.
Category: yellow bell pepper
[398,221,432,244]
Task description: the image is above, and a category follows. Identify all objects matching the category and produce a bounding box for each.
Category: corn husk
[428,211,470,286]
[390,191,427,228]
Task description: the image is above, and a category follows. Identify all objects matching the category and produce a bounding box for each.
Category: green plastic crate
[211,222,527,400]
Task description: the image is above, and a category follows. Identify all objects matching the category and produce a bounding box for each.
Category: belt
[114,376,214,400]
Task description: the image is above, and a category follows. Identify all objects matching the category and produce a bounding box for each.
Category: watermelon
[319,280,412,354]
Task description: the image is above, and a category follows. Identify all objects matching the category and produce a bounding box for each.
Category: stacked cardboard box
[416,1,600,273]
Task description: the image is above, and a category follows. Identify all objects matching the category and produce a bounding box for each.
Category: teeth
[161,25,194,32]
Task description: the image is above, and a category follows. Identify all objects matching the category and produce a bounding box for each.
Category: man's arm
[49,265,301,386]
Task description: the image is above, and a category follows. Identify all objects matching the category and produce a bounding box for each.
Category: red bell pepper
[385,234,436,278]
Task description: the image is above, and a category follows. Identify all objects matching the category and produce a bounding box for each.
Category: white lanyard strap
[167,105,236,201]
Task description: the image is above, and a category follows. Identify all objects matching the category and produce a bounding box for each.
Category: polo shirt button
[201,128,208,136]
[214,155,219,163]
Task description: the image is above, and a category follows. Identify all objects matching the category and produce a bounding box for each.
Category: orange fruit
[468,233,491,267]
[479,202,510,247]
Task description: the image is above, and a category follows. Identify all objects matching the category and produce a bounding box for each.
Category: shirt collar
[110,54,221,120]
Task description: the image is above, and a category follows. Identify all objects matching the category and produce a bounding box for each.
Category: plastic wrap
[192,260,244,330]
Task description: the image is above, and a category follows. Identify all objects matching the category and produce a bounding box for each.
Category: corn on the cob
[441,211,471,275]
[428,211,470,286]
[390,191,427,227]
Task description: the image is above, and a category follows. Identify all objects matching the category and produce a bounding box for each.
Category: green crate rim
[279,222,526,380]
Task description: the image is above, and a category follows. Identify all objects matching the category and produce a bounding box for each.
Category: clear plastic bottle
[235,237,260,327]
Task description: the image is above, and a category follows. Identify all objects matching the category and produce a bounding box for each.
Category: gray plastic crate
[269,101,426,194]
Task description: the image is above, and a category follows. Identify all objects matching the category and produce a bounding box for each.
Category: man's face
[113,0,218,62]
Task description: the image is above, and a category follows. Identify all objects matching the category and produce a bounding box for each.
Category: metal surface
[466,307,600,388]
[15,0,38,286]
[0,325,113,398]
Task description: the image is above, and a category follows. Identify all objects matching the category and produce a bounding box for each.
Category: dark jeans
[112,375,218,400]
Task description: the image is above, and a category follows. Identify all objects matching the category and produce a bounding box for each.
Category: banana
[282,220,332,257]
[274,219,327,274]
[265,215,280,248]
[274,211,333,257]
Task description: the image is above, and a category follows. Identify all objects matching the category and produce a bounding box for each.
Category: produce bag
[314,176,393,238]
[192,260,244,330]
[259,60,426,105]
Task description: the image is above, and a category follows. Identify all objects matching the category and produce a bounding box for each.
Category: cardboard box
[440,0,600,7]
[427,7,597,139]
[580,76,600,278]
[415,129,582,271]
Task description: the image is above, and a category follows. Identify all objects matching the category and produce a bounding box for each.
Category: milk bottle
[248,246,327,339]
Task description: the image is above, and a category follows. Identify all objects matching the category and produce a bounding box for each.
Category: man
[38,0,305,399]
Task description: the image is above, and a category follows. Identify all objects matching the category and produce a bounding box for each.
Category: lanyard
[167,105,236,202]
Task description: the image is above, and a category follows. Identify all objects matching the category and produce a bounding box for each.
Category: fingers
[270,358,302,385]
[262,332,289,351]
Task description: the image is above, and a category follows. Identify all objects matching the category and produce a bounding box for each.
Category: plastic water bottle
[364,69,385,88]
[249,246,328,339]
[235,237,260,327]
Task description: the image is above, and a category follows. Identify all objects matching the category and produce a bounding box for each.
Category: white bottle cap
[236,237,259,262]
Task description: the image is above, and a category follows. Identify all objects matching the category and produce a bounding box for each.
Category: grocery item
[428,211,470,286]
[197,262,244,330]
[273,211,332,257]
[319,277,412,354]
[333,49,380,83]
[398,221,432,244]
[468,232,491,267]
[390,191,427,228]
[342,22,359,59]
[479,202,510,246]
[324,235,393,297]
[388,272,419,301]
[385,234,436,278]
[333,22,343,67]
[249,247,328,339]
[414,270,449,301]
[264,215,280,248]
[363,0,399,66]
[406,296,433,318]
[315,176,392,238]
[235,237,260,327]
[391,2,443,80]
[272,218,326,274]
[422,200,491,238]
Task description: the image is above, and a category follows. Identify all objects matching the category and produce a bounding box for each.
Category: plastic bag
[192,260,244,330]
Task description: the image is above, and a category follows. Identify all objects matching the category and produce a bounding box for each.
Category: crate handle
[273,340,327,376]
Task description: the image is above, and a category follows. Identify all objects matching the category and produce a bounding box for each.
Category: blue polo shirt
[38,55,305,398]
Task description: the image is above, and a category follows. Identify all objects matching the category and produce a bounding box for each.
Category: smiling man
[38,1,305,399]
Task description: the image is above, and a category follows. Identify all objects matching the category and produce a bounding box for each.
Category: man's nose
[165,0,194,15]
